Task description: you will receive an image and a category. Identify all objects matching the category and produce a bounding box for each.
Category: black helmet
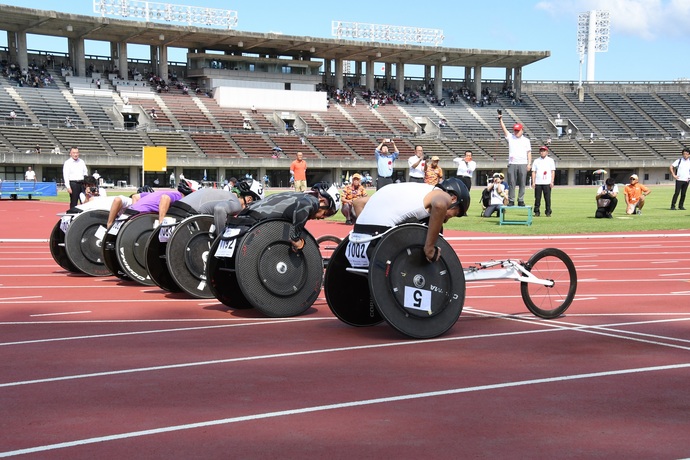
[177,179,200,196]
[437,177,471,216]
[311,182,341,215]
[137,185,154,194]
[237,178,264,201]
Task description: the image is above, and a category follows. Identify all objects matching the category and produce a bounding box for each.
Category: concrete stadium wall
[214,86,328,112]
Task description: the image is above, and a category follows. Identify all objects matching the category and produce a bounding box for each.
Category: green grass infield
[41,184,689,235]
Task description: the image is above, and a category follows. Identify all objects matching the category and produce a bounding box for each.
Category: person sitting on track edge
[221,182,341,252]
[351,177,470,263]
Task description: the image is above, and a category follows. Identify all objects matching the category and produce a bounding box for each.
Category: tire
[316,234,342,269]
[520,248,577,319]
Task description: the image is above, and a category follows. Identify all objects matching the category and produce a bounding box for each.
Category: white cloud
[536,0,690,40]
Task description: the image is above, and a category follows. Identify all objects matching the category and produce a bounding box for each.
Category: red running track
[1,200,690,458]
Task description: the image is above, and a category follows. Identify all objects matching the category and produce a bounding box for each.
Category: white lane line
[0,296,42,301]
[30,311,92,317]
[5,312,690,387]
[0,317,331,346]
[1,362,689,458]
[444,233,690,241]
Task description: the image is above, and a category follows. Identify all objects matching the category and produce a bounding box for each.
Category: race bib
[59,215,74,234]
[107,219,125,235]
[214,228,241,258]
[158,217,178,243]
[345,240,370,268]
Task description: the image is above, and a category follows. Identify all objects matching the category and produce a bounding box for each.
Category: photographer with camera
[408,145,426,183]
[374,138,399,190]
[595,177,619,218]
[79,175,108,205]
[482,172,508,217]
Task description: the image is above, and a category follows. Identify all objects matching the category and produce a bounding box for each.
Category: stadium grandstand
[1,4,689,189]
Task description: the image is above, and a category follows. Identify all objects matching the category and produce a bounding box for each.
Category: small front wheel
[520,248,577,319]
[316,235,342,269]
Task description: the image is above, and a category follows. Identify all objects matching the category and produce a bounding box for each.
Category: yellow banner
[143,146,167,172]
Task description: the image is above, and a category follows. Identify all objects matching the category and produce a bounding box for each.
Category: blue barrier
[0,181,58,199]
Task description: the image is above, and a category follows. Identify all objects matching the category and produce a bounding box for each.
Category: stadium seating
[1,60,689,185]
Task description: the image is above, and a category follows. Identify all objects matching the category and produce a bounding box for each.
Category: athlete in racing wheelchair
[206,183,341,317]
[146,178,263,297]
[325,177,471,339]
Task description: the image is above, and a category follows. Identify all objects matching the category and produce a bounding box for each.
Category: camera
[89,186,98,194]
[384,138,391,143]
[497,109,502,116]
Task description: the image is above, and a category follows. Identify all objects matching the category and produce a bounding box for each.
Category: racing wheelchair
[324,223,577,339]
[206,219,325,317]
[49,209,112,276]
[145,212,217,298]
[102,211,159,284]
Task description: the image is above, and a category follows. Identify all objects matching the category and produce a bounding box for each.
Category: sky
[0,0,688,82]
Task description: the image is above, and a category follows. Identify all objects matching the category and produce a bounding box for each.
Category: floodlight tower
[576,10,610,86]
[331,21,444,46]
[93,0,238,29]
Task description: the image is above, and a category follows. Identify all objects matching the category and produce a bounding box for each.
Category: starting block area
[499,205,533,226]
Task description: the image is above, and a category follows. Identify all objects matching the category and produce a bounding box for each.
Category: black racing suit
[226,191,320,242]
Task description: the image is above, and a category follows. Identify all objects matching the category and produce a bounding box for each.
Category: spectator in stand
[531,146,556,217]
[34,144,41,155]
[25,166,36,183]
[624,174,651,215]
[374,138,399,189]
[290,151,308,192]
[150,108,158,119]
[669,148,690,210]
[424,156,443,185]
[408,145,426,183]
[453,150,476,190]
[341,173,368,225]
[8,110,16,121]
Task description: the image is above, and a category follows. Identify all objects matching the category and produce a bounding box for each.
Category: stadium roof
[0,5,550,70]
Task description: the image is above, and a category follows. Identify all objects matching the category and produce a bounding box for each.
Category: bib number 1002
[345,241,370,268]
